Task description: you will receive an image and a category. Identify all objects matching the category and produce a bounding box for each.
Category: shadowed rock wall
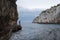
[0,0,21,40]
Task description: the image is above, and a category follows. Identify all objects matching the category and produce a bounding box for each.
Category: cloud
[16,0,60,9]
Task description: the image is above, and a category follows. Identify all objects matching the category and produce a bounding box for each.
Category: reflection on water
[10,22,60,40]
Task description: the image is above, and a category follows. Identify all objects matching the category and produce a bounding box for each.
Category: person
[19,21,20,25]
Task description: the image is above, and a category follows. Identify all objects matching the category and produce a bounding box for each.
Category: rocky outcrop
[0,0,22,40]
[33,4,60,24]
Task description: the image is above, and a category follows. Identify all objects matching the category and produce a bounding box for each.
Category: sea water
[9,10,60,40]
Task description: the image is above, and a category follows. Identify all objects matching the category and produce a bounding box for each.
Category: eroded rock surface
[33,4,60,24]
[0,0,21,40]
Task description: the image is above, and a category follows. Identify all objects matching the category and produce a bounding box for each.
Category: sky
[16,0,60,10]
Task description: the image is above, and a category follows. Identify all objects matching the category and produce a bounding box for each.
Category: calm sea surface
[10,10,60,40]
[9,21,60,40]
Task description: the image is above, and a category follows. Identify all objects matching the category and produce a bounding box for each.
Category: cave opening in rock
[9,0,60,40]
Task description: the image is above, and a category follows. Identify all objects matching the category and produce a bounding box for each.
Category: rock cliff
[33,4,60,24]
[0,0,22,40]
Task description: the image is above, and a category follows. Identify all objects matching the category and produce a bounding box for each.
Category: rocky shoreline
[33,4,60,24]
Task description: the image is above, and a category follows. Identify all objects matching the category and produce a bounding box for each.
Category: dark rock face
[0,0,22,40]
[33,4,60,24]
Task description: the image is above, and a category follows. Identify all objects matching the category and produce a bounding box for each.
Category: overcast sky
[16,0,60,10]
